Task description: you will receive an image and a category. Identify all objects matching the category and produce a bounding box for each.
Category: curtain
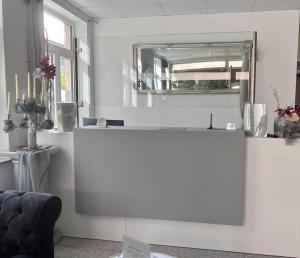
[25,0,44,73]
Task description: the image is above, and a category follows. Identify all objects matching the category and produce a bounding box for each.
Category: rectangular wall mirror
[134,41,255,100]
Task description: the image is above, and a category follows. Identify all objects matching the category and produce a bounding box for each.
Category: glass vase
[274,116,286,138]
[243,103,268,137]
[56,102,77,132]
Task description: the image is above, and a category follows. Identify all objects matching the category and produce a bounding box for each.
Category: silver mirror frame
[133,32,257,104]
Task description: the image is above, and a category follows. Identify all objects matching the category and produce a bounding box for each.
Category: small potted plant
[274,105,300,138]
[273,88,300,138]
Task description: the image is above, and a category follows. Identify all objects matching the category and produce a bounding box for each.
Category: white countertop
[79,126,243,133]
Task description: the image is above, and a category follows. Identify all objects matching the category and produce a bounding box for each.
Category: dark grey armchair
[0,191,62,258]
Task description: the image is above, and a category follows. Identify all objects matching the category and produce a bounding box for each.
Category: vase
[283,121,300,139]
[274,116,286,138]
[243,103,268,137]
[56,102,77,132]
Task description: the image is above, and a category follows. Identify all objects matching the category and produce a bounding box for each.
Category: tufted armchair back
[0,191,62,258]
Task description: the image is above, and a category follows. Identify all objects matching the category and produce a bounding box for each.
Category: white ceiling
[68,0,300,19]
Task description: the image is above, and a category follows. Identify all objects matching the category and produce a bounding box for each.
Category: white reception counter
[37,130,300,257]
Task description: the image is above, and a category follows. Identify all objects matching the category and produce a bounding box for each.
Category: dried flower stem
[272,87,281,108]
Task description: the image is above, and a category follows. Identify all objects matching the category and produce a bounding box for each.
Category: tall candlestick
[33,76,36,98]
[15,74,19,100]
[7,92,11,115]
[27,72,31,99]
[41,82,44,103]
[45,88,49,117]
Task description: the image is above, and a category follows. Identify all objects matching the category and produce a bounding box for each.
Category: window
[44,12,75,123]
[44,12,72,50]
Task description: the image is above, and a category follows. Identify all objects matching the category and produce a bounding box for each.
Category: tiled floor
[55,237,287,258]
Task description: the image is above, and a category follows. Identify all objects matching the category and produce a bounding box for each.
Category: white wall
[0,0,15,191]
[0,159,14,190]
[2,0,30,148]
[0,0,8,149]
[94,11,299,131]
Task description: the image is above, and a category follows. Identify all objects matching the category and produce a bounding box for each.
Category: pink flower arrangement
[40,55,56,80]
[275,105,300,122]
[273,88,300,122]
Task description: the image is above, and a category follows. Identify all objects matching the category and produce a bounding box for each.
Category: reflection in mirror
[134,42,253,97]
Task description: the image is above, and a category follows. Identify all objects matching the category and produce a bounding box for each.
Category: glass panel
[60,57,72,102]
[44,13,72,49]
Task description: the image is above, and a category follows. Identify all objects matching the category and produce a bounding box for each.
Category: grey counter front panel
[74,128,245,225]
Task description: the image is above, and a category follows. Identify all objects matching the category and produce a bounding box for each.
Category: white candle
[27,72,31,98]
[15,74,19,100]
[33,76,36,99]
[22,93,26,101]
[7,92,11,115]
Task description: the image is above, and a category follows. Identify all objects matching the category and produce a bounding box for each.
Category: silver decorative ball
[3,119,15,132]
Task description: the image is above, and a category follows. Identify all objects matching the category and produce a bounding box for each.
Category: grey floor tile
[55,237,288,258]
[55,246,103,258]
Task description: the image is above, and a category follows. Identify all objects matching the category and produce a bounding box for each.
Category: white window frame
[44,9,77,128]
[44,9,75,103]
[46,0,96,118]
